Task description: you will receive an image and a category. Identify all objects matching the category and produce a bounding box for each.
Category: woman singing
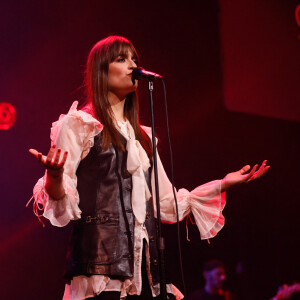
[29,36,269,300]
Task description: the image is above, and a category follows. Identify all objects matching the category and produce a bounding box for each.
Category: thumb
[29,148,39,157]
[240,165,251,174]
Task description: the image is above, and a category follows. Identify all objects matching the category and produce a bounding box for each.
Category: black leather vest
[65,132,160,284]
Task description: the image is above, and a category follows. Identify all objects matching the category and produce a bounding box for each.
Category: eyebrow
[114,50,138,63]
[124,53,138,62]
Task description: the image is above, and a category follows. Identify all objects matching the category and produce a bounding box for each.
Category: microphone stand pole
[148,79,167,300]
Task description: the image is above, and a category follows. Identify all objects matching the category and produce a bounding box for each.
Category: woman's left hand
[221,160,270,192]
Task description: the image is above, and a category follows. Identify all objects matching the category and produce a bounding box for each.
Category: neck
[108,92,126,122]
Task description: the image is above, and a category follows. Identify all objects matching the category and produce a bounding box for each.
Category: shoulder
[50,101,103,141]
[140,125,159,144]
[140,125,152,136]
[56,101,102,129]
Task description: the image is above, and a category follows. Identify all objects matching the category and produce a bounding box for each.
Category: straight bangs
[107,38,139,65]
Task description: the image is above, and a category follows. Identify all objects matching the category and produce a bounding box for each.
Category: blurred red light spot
[296,4,300,27]
[296,4,300,39]
[0,102,17,130]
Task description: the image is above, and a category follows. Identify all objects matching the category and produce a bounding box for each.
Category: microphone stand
[148,79,167,300]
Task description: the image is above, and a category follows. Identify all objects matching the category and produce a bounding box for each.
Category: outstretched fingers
[247,160,270,182]
[29,145,68,170]
[257,160,270,177]
[45,145,56,166]
[57,150,68,168]
[53,148,62,165]
[46,145,68,169]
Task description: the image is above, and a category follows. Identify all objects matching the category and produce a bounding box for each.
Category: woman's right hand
[29,145,68,199]
[29,145,68,175]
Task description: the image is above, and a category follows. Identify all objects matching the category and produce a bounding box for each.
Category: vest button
[146,212,150,219]
[153,259,158,265]
[94,265,105,273]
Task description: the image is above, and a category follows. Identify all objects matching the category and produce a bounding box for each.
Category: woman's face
[108,50,138,99]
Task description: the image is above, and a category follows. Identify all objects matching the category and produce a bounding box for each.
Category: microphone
[132,67,163,81]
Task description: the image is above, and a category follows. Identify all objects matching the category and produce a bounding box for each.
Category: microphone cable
[160,78,187,297]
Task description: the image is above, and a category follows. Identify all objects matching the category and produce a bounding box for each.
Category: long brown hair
[84,36,152,158]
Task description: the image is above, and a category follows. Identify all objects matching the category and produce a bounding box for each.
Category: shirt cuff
[188,180,226,239]
[33,174,82,227]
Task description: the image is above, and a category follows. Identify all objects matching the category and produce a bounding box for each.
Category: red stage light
[0,102,17,130]
[296,4,300,39]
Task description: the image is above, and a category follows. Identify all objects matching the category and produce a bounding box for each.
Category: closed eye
[116,56,126,62]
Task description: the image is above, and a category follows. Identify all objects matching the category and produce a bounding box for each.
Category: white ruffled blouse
[32,101,226,300]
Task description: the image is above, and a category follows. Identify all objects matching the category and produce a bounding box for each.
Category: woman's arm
[29,103,102,226]
[153,153,270,239]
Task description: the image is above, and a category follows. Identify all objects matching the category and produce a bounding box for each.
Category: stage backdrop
[220,0,300,122]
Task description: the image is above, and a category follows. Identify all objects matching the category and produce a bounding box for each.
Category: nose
[129,59,137,69]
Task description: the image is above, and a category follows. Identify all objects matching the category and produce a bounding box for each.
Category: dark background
[0,1,299,299]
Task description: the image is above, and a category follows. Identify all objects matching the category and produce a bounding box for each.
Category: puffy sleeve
[151,153,226,240]
[32,101,102,227]
[141,126,226,240]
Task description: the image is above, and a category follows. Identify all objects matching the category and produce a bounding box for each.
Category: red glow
[219,1,300,122]
[296,4,300,39]
[0,102,16,130]
[0,221,39,256]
